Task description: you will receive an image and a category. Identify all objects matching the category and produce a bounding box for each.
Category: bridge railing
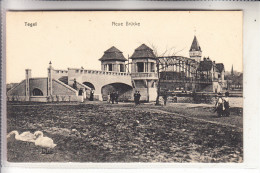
[69,68,130,76]
[131,72,158,78]
[54,69,68,74]
[161,77,214,84]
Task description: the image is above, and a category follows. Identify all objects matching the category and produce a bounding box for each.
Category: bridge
[51,66,133,101]
[157,56,225,92]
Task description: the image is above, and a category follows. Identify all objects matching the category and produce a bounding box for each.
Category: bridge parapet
[53,69,68,74]
[131,72,158,79]
[68,68,130,76]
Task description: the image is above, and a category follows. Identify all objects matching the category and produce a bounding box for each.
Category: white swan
[7,130,35,142]
[34,131,57,154]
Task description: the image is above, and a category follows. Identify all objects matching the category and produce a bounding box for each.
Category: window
[78,89,83,96]
[108,64,113,71]
[120,64,125,72]
[32,88,43,96]
[151,62,155,72]
[137,62,144,72]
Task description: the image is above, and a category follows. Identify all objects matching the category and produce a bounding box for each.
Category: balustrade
[131,72,158,78]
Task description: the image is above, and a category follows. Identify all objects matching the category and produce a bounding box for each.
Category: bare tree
[149,43,186,105]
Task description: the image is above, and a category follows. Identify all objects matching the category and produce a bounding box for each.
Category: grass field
[6,101,243,162]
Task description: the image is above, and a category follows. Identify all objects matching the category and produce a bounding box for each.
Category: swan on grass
[7,130,36,146]
[33,131,57,154]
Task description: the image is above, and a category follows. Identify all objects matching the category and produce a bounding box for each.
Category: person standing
[163,92,168,106]
[111,91,115,104]
[173,94,177,103]
[107,92,111,103]
[223,91,230,117]
[90,89,94,101]
[137,91,141,105]
[215,93,224,117]
[115,91,119,104]
[134,91,138,105]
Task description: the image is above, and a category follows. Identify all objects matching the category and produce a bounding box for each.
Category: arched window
[32,88,43,96]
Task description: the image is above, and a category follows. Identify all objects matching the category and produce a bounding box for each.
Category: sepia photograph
[5,11,243,163]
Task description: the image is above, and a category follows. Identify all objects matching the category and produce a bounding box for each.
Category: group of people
[134,91,141,105]
[107,91,119,104]
[215,91,230,117]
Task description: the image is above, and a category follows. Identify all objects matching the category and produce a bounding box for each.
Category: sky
[6,11,243,83]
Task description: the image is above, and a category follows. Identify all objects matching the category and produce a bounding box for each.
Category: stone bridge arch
[68,68,132,100]
[101,82,133,101]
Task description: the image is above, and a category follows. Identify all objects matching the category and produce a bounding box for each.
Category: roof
[198,59,213,71]
[130,44,156,59]
[99,46,127,61]
[216,63,224,72]
[190,36,202,52]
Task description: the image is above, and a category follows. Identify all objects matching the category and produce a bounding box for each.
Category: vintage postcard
[4,11,243,164]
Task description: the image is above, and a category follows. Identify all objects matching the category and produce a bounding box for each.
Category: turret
[99,46,127,72]
[130,44,158,101]
[189,36,202,62]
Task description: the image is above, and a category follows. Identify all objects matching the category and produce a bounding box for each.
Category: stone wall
[29,78,48,96]
[52,79,77,95]
[7,80,26,96]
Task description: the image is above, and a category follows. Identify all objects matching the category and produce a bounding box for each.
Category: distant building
[159,36,226,93]
[226,65,243,90]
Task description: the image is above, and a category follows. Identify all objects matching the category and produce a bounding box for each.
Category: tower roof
[190,36,202,52]
[99,46,127,61]
[130,44,156,59]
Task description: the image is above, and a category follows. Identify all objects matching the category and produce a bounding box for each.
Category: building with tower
[7,36,226,102]
[159,36,226,93]
[189,36,202,62]
[130,44,158,101]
